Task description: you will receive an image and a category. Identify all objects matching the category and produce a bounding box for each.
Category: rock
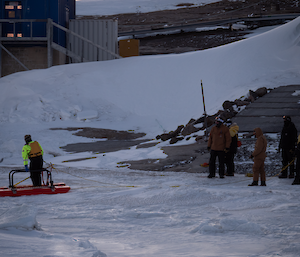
[219,111,234,121]
[222,100,235,111]
[187,118,196,125]
[160,133,172,141]
[255,87,267,97]
[159,125,184,141]
[194,115,206,124]
[247,94,255,103]
[170,137,184,144]
[181,123,201,136]
[206,116,215,127]
[249,90,258,100]
[234,99,250,106]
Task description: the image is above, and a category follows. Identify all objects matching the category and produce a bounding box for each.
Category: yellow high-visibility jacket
[22,141,44,165]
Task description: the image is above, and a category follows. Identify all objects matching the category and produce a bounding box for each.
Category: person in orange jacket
[248,127,267,186]
[207,117,231,178]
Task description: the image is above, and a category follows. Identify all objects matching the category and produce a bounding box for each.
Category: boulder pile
[156,87,269,144]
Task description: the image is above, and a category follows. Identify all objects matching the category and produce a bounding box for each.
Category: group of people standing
[207,117,238,179]
[207,115,300,186]
[21,115,300,187]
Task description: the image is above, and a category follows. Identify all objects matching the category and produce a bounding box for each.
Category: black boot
[279,171,287,178]
[261,181,266,186]
[207,174,215,178]
[248,181,258,186]
[292,177,300,185]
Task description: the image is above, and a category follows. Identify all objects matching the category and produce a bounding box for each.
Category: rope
[43,155,296,189]
[267,157,296,180]
[13,176,30,187]
[44,162,138,188]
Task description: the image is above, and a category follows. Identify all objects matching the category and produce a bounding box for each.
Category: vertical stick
[201,80,208,139]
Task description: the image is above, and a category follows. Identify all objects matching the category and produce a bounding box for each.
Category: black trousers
[281,149,295,176]
[29,155,43,186]
[294,157,300,184]
[225,152,235,175]
[209,150,225,177]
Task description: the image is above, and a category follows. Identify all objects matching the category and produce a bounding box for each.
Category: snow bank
[0,204,39,230]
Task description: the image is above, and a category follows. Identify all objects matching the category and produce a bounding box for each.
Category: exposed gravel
[77,0,300,55]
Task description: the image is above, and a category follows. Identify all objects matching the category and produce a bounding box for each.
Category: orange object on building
[119,39,139,57]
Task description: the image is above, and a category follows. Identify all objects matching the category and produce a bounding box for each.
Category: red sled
[0,168,70,197]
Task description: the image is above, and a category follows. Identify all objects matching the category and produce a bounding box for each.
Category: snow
[1,0,300,256]
[76,0,219,16]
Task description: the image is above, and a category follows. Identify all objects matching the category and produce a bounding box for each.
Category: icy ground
[1,1,300,255]
[1,164,300,257]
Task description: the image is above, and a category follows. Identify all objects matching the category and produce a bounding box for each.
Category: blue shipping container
[0,0,75,46]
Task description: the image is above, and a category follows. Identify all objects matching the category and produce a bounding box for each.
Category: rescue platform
[0,168,70,197]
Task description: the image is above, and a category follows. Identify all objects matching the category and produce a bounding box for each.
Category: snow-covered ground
[76,0,219,16]
[1,0,300,255]
[1,166,300,257]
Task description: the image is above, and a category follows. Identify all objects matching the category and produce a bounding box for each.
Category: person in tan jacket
[249,127,267,186]
[207,117,231,178]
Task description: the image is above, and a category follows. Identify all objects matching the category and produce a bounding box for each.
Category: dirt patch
[52,127,284,176]
[78,0,298,32]
[50,127,148,154]
[77,0,299,55]
[122,135,283,177]
[50,127,146,140]
[139,30,247,55]
[60,139,149,154]
[123,140,210,173]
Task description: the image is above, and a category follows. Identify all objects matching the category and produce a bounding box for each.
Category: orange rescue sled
[0,168,70,197]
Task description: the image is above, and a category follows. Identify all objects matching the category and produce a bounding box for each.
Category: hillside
[78,0,300,54]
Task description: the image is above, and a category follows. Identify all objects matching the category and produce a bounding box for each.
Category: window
[8,10,15,18]
[5,2,22,10]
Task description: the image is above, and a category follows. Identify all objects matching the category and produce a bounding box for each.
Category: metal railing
[0,18,121,72]
[0,19,47,41]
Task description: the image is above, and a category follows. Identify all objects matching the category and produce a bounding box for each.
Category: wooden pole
[201,80,208,139]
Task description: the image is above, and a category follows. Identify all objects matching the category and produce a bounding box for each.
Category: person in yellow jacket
[225,122,239,176]
[22,135,44,186]
[207,117,231,178]
[248,127,267,186]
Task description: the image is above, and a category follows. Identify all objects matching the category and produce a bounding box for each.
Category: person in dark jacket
[225,122,239,176]
[249,127,268,186]
[207,117,231,178]
[292,135,300,185]
[278,116,298,178]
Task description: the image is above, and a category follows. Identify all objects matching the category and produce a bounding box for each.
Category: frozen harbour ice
[1,0,300,255]
[1,166,300,256]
